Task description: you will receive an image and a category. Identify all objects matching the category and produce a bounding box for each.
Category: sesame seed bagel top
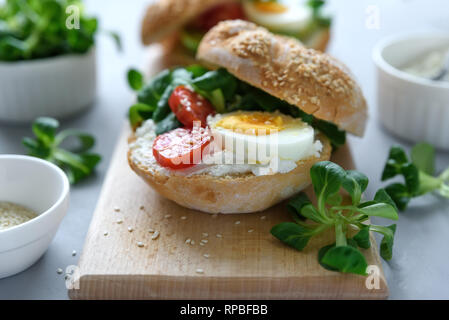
[196,20,368,136]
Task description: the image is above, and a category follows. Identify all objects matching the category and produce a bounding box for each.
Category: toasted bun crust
[128,133,331,214]
[197,20,367,136]
[141,0,237,45]
[159,30,330,69]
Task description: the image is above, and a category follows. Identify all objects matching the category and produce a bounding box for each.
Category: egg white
[243,0,313,34]
[207,112,319,164]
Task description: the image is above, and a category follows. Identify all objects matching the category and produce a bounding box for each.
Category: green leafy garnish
[0,0,120,61]
[381,143,449,211]
[271,161,398,276]
[155,113,182,136]
[127,69,144,91]
[307,0,332,28]
[127,66,346,146]
[22,117,101,184]
[129,103,155,129]
[180,29,204,53]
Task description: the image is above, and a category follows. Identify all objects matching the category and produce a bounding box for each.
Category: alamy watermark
[365,265,381,290]
[365,5,381,30]
[65,5,80,30]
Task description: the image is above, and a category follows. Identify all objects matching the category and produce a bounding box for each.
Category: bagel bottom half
[128,133,331,214]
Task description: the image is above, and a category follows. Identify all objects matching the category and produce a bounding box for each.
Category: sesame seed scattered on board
[248,229,254,233]
[203,254,210,259]
[196,269,204,274]
[116,219,123,224]
[185,238,191,244]
[181,216,187,220]
[202,233,209,237]
[113,207,120,212]
[148,228,155,233]
[103,231,109,236]
[164,214,171,219]
[137,241,145,248]
[151,231,160,240]
[128,227,134,232]
[57,268,63,275]
[199,242,205,246]
[216,234,223,238]
[140,206,145,210]
[201,239,208,244]
[235,221,241,225]
[260,216,266,220]
[72,250,77,257]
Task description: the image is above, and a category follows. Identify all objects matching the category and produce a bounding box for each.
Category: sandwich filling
[179,0,331,54]
[130,115,323,177]
[128,65,344,177]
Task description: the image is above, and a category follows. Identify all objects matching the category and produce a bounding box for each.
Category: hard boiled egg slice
[208,111,318,164]
[243,0,313,34]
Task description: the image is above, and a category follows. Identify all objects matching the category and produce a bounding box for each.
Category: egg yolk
[254,1,288,14]
[215,112,305,135]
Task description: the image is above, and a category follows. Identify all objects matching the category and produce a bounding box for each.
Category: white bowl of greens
[0,0,100,123]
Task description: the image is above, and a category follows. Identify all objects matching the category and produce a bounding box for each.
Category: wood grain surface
[69,46,388,300]
[69,125,388,300]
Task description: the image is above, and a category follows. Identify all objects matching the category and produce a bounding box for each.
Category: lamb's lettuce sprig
[381,143,449,211]
[126,66,346,147]
[22,117,101,184]
[271,161,398,275]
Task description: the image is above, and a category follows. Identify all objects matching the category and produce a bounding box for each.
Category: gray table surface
[0,0,448,300]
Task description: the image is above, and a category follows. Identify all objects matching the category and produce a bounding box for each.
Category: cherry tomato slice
[152,127,211,169]
[169,86,215,128]
[191,3,247,32]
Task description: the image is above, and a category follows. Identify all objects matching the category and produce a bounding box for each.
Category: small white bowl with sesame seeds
[0,155,70,279]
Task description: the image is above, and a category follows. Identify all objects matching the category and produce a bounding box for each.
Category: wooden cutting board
[69,46,388,300]
[68,125,388,300]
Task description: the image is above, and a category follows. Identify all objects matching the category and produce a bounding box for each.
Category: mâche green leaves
[127,69,144,91]
[307,0,332,28]
[271,161,399,276]
[381,143,449,211]
[23,117,101,184]
[180,29,204,53]
[127,66,346,146]
[270,222,311,251]
[0,0,120,61]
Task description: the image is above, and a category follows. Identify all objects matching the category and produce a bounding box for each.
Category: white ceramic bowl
[0,49,96,123]
[0,155,70,279]
[373,33,449,150]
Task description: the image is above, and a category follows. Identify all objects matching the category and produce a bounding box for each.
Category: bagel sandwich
[142,0,332,66]
[128,20,367,214]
